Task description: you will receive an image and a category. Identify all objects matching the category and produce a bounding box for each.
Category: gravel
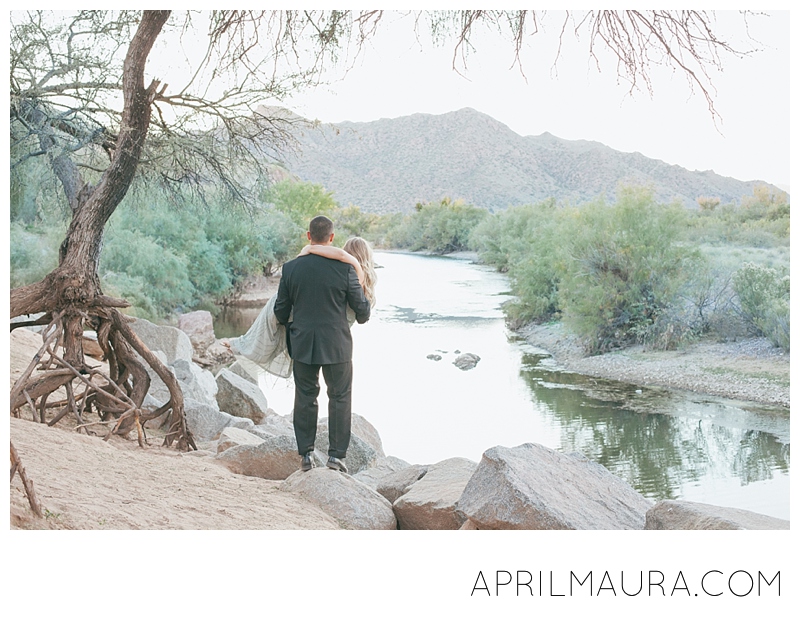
[519,323,790,409]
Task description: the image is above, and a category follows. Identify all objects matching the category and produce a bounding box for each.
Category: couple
[226,215,376,474]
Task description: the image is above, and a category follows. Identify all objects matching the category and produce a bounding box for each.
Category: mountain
[280,107,780,214]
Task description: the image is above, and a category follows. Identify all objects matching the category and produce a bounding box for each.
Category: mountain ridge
[278,107,781,214]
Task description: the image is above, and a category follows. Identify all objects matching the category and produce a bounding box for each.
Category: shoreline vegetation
[225,253,790,410]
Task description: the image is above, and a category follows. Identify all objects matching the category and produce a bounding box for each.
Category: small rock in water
[453,353,480,371]
[427,354,442,361]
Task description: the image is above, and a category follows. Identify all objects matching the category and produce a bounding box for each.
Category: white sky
[279,9,790,191]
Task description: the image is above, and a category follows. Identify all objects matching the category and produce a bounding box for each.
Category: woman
[222,237,376,378]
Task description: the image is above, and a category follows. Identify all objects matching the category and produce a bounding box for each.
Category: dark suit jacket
[274,254,371,365]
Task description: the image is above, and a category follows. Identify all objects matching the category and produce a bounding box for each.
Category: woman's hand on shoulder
[298,245,312,257]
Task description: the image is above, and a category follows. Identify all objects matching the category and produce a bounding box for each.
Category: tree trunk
[9,11,193,450]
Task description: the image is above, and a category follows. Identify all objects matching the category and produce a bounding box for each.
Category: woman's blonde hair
[343,237,377,306]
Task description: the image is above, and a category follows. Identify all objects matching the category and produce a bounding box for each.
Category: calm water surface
[220,251,790,520]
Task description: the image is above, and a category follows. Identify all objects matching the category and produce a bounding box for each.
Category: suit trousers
[292,359,353,459]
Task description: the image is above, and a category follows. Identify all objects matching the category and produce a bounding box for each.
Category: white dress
[227,293,357,379]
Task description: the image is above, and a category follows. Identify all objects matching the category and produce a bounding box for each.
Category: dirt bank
[519,322,790,409]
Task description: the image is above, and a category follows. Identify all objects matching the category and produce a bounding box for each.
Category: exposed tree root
[10,309,196,451]
[10,441,43,518]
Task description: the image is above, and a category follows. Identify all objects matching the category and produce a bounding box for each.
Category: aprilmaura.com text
[471,570,780,598]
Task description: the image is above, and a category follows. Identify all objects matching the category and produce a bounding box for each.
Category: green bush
[733,262,790,350]
[472,200,564,324]
[557,188,697,353]
[101,229,196,314]
[387,197,487,253]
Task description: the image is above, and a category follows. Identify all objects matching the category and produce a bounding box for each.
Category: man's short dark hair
[309,215,334,242]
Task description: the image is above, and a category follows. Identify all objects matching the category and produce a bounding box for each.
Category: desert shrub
[472,200,564,323]
[557,188,697,353]
[387,197,487,253]
[687,185,790,248]
[733,262,790,350]
[101,229,196,314]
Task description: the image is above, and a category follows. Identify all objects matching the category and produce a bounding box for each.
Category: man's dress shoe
[326,457,348,473]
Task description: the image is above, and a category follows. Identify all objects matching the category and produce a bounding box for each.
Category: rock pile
[127,314,788,531]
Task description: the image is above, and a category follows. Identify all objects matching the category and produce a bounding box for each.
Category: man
[274,215,371,473]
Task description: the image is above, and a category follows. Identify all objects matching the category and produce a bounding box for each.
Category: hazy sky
[281,10,790,191]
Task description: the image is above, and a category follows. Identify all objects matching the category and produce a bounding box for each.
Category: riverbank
[519,322,789,409]
[227,255,790,409]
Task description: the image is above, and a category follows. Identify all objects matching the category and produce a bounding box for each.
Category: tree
[9,10,760,448]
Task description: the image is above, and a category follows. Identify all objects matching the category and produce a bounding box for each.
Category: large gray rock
[183,398,236,442]
[215,367,268,424]
[216,434,300,480]
[177,310,216,355]
[375,464,429,504]
[281,468,397,530]
[130,317,194,364]
[313,431,379,475]
[255,412,295,438]
[216,427,268,453]
[645,500,790,530]
[351,413,385,458]
[393,457,477,529]
[171,358,218,406]
[228,360,259,384]
[353,456,413,489]
[141,354,217,410]
[456,443,652,530]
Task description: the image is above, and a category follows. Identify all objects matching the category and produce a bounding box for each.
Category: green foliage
[95,190,299,317]
[472,200,563,324]
[387,197,487,253]
[687,184,790,248]
[9,222,63,288]
[101,229,196,314]
[262,179,340,253]
[558,189,696,352]
[733,262,790,350]
[334,204,382,239]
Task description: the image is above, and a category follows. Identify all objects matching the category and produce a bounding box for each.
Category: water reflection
[519,352,790,505]
[215,251,790,519]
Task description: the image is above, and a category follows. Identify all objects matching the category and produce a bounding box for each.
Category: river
[218,250,790,520]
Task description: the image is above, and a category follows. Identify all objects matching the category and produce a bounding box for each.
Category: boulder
[309,414,384,474]
[313,431,379,475]
[171,358,218,406]
[645,500,790,530]
[183,398,235,442]
[140,354,217,410]
[281,468,397,530]
[453,352,480,370]
[130,318,194,364]
[353,456,413,489]
[393,457,477,529]
[375,464,428,503]
[351,413,386,458]
[215,367,268,424]
[227,360,260,384]
[177,310,216,355]
[216,434,300,480]
[255,412,295,438]
[455,443,652,530]
[216,427,268,453]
